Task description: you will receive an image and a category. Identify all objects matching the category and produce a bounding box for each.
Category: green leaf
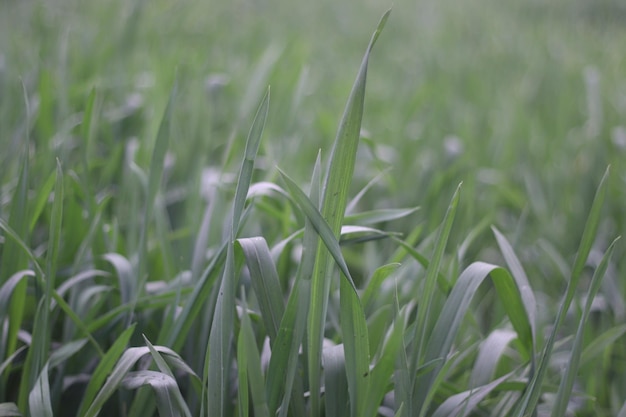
[238,290,270,417]
[512,166,610,417]
[303,10,390,415]
[236,237,284,342]
[28,364,52,417]
[78,324,136,417]
[207,87,270,417]
[551,237,619,417]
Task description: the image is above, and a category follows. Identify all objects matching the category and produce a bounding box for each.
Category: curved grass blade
[236,237,284,342]
[431,372,513,417]
[28,364,52,417]
[78,324,136,417]
[121,371,190,417]
[492,226,537,357]
[469,328,517,388]
[416,262,533,415]
[278,169,357,292]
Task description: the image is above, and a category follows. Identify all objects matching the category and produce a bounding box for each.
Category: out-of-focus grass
[1,0,625,415]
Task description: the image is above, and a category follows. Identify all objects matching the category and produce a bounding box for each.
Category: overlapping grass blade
[431,372,513,417]
[130,82,177,322]
[278,169,356,292]
[83,342,192,417]
[266,153,321,417]
[551,237,619,417]
[206,87,269,417]
[236,237,284,341]
[237,290,270,417]
[0,140,30,391]
[511,166,610,417]
[18,162,63,412]
[305,10,390,415]
[361,263,401,311]
[78,324,136,417]
[469,328,517,388]
[492,226,537,356]
[363,306,406,417]
[28,364,52,417]
[323,345,349,417]
[411,183,461,369]
[121,371,190,417]
[414,262,533,415]
[581,324,626,366]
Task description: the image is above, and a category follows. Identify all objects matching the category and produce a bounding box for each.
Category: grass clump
[1,0,626,416]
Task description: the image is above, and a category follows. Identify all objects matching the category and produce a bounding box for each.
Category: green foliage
[1,0,625,416]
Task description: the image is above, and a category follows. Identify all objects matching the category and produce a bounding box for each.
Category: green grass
[1,0,626,415]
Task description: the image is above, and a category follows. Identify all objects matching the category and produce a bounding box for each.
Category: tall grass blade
[512,166,610,416]
[0,139,30,391]
[130,82,177,322]
[551,237,619,417]
[238,290,270,417]
[206,87,269,417]
[492,226,537,358]
[305,10,390,414]
[408,184,461,415]
[266,153,321,417]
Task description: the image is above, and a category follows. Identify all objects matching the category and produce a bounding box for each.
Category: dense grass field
[1,0,626,415]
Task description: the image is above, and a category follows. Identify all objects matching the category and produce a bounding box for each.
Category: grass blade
[130,81,177,322]
[551,237,619,417]
[28,364,52,417]
[207,87,269,417]
[266,153,321,417]
[512,166,610,417]
[238,289,270,417]
[78,324,136,417]
[236,237,284,342]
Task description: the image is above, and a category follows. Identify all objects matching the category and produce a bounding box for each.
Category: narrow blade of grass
[78,324,136,417]
[551,237,619,417]
[0,139,30,389]
[206,87,269,417]
[28,364,52,417]
[512,166,610,417]
[266,153,321,417]
[238,289,270,417]
[130,81,177,322]
[304,10,390,415]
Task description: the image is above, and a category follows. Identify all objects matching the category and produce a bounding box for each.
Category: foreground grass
[1,0,625,416]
